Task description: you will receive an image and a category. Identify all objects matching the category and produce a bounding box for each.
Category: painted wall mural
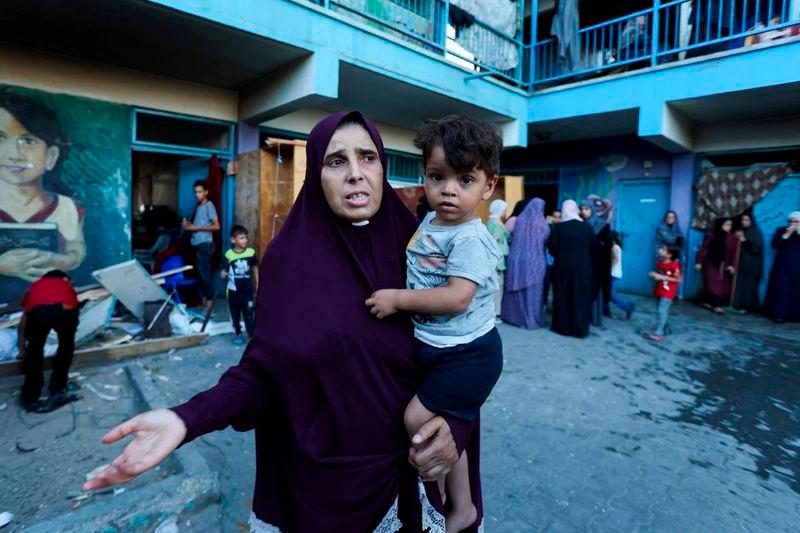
[0,85,132,304]
[559,168,617,224]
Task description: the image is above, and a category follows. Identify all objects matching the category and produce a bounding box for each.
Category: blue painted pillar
[651,0,661,67]
[237,121,260,154]
[528,0,538,89]
[671,152,695,297]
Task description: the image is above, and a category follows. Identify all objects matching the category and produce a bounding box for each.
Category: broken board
[0,333,208,377]
[45,296,115,351]
[92,260,168,321]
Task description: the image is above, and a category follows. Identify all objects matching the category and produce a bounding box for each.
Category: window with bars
[386,151,424,184]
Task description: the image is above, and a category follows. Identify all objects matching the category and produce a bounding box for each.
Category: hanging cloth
[550,0,581,72]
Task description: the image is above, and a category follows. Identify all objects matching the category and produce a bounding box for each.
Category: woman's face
[580,206,592,220]
[320,124,383,223]
[722,220,733,233]
[665,212,676,225]
[741,215,752,228]
[0,108,59,187]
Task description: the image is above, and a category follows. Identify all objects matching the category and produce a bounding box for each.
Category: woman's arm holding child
[366,277,477,319]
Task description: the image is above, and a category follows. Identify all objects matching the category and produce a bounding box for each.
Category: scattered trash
[0,329,18,362]
[215,362,223,368]
[170,355,183,362]
[114,368,125,376]
[115,322,145,336]
[191,320,234,336]
[68,371,81,379]
[102,384,122,392]
[86,463,110,482]
[167,348,176,355]
[154,516,179,533]
[0,403,7,411]
[0,511,13,528]
[114,487,126,496]
[169,306,193,336]
[85,383,120,401]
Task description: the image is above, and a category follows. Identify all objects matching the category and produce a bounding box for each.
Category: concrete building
[1,0,799,304]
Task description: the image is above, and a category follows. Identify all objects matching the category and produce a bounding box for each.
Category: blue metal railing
[534,0,800,87]
[310,0,528,86]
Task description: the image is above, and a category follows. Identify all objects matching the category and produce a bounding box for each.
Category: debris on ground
[0,511,14,528]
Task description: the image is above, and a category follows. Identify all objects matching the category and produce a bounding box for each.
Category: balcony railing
[535,0,800,87]
[310,0,528,87]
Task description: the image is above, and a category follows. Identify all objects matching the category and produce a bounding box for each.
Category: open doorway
[131,151,210,264]
[521,169,560,216]
[525,183,560,216]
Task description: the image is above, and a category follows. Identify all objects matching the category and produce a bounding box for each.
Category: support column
[237,121,260,154]
[671,152,696,298]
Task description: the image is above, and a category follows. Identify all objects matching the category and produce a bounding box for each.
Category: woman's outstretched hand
[408,416,458,482]
[83,409,186,491]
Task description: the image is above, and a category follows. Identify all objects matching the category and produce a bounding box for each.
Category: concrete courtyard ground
[1,295,797,531]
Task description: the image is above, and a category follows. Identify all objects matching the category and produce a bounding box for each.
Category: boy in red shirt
[18,270,82,412]
[647,245,682,342]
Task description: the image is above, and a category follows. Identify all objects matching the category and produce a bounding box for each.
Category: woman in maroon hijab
[85,112,484,532]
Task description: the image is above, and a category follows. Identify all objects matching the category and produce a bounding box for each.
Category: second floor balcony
[533,0,800,89]
[309,0,800,91]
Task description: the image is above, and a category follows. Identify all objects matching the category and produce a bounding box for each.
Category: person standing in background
[17,270,81,413]
[731,212,763,313]
[486,199,510,319]
[547,200,595,338]
[504,199,529,233]
[695,218,737,315]
[182,179,219,310]
[609,231,635,319]
[654,210,684,259]
[542,209,562,307]
[580,199,612,324]
[501,198,550,330]
[765,211,800,323]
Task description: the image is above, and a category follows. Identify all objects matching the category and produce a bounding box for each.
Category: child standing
[609,231,635,319]
[220,225,258,346]
[366,116,503,532]
[647,244,682,341]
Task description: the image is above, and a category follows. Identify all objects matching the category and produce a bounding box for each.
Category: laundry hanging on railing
[450,0,519,71]
[550,0,581,72]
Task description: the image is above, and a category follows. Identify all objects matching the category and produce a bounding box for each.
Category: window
[386,151,424,184]
[133,110,233,155]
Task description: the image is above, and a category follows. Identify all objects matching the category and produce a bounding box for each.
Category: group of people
[486,196,660,339]
[83,113,516,532]
[696,210,800,323]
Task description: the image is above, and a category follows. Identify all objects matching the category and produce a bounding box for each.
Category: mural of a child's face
[0,108,60,186]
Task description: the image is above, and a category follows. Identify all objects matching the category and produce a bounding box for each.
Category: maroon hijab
[174,112,482,531]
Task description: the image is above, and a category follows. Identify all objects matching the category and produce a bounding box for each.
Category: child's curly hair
[413,115,503,177]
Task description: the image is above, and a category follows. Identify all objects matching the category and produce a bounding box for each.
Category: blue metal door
[616,179,671,295]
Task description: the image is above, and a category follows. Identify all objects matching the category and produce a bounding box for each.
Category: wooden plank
[293,144,307,201]
[235,150,262,254]
[152,265,193,280]
[0,333,208,377]
[265,137,307,147]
